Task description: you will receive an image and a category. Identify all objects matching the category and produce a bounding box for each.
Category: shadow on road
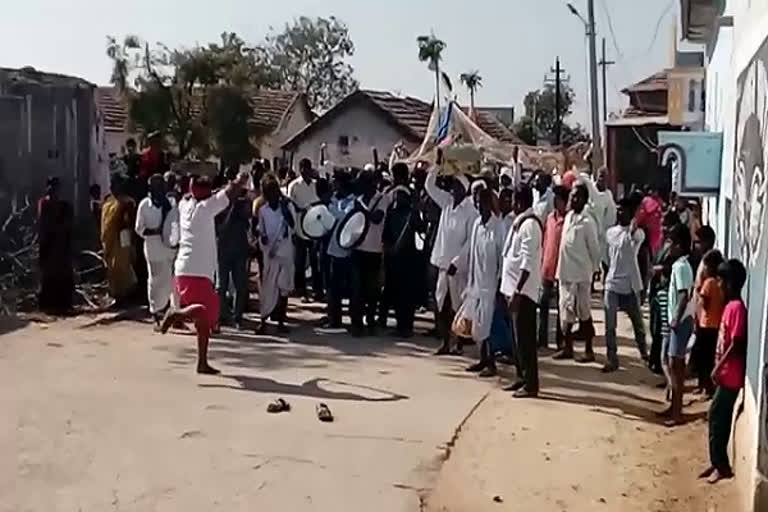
[200,375,409,402]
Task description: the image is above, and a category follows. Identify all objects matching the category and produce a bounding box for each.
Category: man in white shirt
[135,174,177,325]
[349,169,390,336]
[501,184,543,397]
[581,168,617,273]
[160,173,249,375]
[426,165,478,355]
[532,172,554,224]
[553,183,601,363]
[461,188,506,377]
[602,197,647,372]
[287,158,320,301]
[257,175,295,333]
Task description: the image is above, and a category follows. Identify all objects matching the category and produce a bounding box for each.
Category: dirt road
[0,303,742,511]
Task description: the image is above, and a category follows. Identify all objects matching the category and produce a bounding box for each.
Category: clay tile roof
[622,70,669,95]
[250,89,303,132]
[468,109,521,143]
[95,87,129,133]
[363,90,434,139]
[283,89,522,149]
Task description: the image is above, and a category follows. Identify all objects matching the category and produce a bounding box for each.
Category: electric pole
[545,57,569,145]
[587,0,603,168]
[598,37,615,125]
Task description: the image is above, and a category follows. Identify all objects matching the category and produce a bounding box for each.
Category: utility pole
[598,37,615,125]
[545,57,569,145]
[587,0,603,168]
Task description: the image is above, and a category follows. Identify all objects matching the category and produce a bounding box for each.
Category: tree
[106,35,256,163]
[417,33,447,110]
[106,35,141,91]
[512,116,537,146]
[517,82,588,146]
[264,16,358,111]
[459,70,482,116]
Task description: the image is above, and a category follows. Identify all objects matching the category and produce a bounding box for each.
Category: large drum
[300,202,336,240]
[336,208,370,250]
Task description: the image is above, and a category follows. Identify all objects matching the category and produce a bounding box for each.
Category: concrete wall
[0,81,95,221]
[703,0,768,508]
[286,103,405,170]
[257,102,313,168]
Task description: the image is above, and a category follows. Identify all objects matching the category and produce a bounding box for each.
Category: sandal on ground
[316,403,334,422]
[698,466,715,479]
[434,346,452,356]
[552,350,574,360]
[576,351,596,364]
[267,398,291,413]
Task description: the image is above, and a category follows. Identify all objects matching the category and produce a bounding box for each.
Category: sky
[2,0,679,126]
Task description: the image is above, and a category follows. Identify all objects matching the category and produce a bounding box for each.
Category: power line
[641,0,676,58]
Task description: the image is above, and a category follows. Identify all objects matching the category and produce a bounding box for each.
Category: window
[337,135,349,155]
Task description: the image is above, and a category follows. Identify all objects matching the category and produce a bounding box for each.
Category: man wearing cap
[288,158,321,302]
[426,161,478,355]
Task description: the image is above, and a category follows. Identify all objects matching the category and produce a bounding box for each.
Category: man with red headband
[160,172,249,374]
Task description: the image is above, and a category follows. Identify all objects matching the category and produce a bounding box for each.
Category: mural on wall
[732,34,768,474]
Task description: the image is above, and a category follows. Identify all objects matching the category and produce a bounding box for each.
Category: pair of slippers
[266,398,334,422]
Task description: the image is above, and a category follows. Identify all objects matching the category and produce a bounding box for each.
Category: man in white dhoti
[135,174,177,326]
[554,183,601,362]
[460,188,506,376]
[426,165,478,355]
[257,175,295,334]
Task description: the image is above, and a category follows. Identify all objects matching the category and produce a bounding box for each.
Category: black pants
[538,279,563,348]
[709,386,739,472]
[350,251,382,329]
[218,253,249,322]
[294,236,322,298]
[379,252,417,333]
[693,327,718,390]
[514,295,539,393]
[328,255,350,328]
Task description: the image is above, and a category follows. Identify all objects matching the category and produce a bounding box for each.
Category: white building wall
[286,104,405,170]
[704,26,735,248]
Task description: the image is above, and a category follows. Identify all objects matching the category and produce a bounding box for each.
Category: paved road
[1,309,490,512]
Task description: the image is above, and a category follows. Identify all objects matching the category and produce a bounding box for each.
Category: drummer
[379,162,423,337]
[325,171,357,329]
[349,168,390,336]
[288,158,322,302]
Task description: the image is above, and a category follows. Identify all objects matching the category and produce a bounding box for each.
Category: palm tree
[460,70,483,119]
[417,33,447,110]
[106,35,141,91]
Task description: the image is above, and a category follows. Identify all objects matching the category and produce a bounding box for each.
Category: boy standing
[700,259,747,484]
[662,223,695,426]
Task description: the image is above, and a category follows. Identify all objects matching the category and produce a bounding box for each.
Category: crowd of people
[35,140,748,485]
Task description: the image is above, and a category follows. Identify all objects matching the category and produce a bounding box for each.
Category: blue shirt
[668,255,694,324]
[327,195,357,258]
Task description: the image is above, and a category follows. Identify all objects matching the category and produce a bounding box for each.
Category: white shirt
[533,188,554,224]
[501,208,543,301]
[135,197,177,262]
[175,189,230,280]
[501,212,516,240]
[556,210,601,283]
[425,168,478,271]
[355,191,391,254]
[287,177,318,239]
[258,202,293,260]
[604,225,645,294]
[580,174,617,263]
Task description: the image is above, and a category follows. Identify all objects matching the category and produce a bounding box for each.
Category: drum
[301,202,336,240]
[337,208,370,250]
